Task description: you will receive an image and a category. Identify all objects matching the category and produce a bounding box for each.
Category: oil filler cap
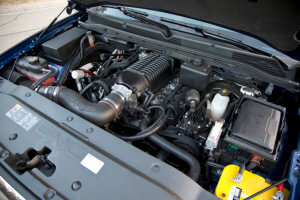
[28,56,39,64]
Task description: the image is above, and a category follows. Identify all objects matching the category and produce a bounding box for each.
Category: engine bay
[1,20,299,199]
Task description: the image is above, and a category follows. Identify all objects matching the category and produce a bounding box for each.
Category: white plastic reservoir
[210,93,230,122]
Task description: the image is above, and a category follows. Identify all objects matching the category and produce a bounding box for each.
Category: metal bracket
[231,162,245,184]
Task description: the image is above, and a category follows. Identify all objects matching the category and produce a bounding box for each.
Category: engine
[34,53,171,127]
[1,28,292,197]
[116,53,171,92]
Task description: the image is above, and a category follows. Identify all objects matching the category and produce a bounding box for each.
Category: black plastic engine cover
[0,79,217,200]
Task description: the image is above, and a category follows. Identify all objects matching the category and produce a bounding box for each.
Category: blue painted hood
[71,0,300,52]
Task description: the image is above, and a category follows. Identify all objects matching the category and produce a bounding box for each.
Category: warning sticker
[81,153,104,174]
[6,104,39,131]
[228,185,242,200]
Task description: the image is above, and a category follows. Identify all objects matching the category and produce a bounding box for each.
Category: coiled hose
[80,80,110,96]
[115,106,169,141]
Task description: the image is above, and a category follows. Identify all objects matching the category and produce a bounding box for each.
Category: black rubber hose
[37,86,125,126]
[246,162,259,171]
[148,134,201,181]
[223,99,237,120]
[57,40,114,85]
[206,161,225,169]
[30,70,52,89]
[109,51,139,70]
[201,80,242,99]
[7,57,19,81]
[156,150,168,161]
[98,52,139,79]
[0,69,28,84]
[80,80,110,96]
[205,161,225,180]
[79,35,88,61]
[31,66,58,89]
[116,106,169,141]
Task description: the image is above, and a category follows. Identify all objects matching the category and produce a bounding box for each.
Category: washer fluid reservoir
[210,92,230,122]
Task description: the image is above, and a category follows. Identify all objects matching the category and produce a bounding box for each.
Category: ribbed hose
[37,86,125,126]
[0,69,28,84]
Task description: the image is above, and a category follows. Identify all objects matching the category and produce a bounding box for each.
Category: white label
[241,193,249,199]
[205,120,225,151]
[228,185,242,200]
[81,153,104,174]
[6,104,39,131]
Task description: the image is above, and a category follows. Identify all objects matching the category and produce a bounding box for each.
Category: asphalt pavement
[0,0,68,54]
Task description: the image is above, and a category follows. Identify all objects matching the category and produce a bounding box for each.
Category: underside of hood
[72,0,300,52]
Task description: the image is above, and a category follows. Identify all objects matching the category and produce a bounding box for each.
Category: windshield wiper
[118,7,172,38]
[160,17,264,55]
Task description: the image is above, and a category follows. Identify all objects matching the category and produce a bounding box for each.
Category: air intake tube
[37,54,171,127]
[37,86,125,126]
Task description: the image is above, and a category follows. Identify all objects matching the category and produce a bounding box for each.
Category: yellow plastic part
[215,165,289,200]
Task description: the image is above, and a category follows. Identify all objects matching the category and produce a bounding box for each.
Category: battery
[215,165,289,200]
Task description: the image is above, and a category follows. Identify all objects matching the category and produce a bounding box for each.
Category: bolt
[71,181,82,191]
[25,92,31,97]
[0,150,9,158]
[9,133,18,141]
[67,116,74,122]
[86,128,94,134]
[151,163,160,173]
[265,178,272,184]
[44,189,56,200]
[221,193,226,197]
